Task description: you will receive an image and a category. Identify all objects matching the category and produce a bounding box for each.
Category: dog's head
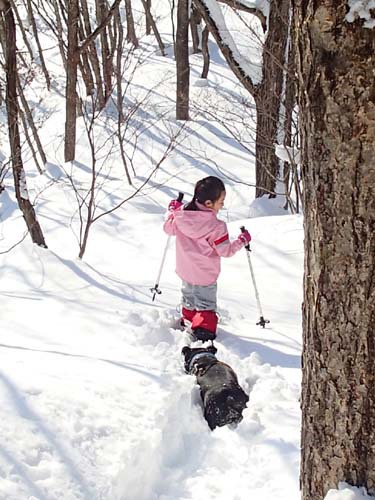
[205,387,249,430]
[181,345,217,374]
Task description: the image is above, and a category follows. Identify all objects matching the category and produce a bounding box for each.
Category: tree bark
[80,0,105,108]
[64,0,79,162]
[140,0,166,56]
[293,1,375,498]
[190,5,202,53]
[201,25,210,78]
[10,0,34,61]
[95,0,112,103]
[254,0,290,197]
[51,0,67,69]
[1,0,47,247]
[144,0,151,35]
[125,0,139,48]
[25,0,51,89]
[176,0,190,120]
[77,17,95,95]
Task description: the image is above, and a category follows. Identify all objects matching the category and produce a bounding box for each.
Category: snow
[324,482,375,500]
[346,0,375,28]
[199,0,263,84]
[1,1,303,499]
[275,144,300,166]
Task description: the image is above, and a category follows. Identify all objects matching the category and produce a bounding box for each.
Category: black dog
[182,345,249,430]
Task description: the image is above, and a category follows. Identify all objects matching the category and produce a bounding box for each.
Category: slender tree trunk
[80,0,105,109]
[125,0,139,48]
[64,0,79,162]
[254,0,290,197]
[1,0,47,247]
[141,0,166,55]
[96,0,112,103]
[52,0,67,69]
[282,29,298,212]
[144,0,151,34]
[190,5,201,53]
[10,0,34,61]
[201,25,209,78]
[25,0,51,90]
[16,72,47,166]
[77,19,95,95]
[293,1,375,499]
[19,106,43,174]
[176,0,189,120]
[115,4,132,185]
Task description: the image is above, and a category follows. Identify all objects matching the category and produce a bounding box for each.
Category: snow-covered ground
[1,2,358,499]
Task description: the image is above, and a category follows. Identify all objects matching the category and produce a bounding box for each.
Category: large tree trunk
[176,0,189,120]
[294,1,375,499]
[1,0,47,247]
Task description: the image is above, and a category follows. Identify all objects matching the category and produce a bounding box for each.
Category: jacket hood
[173,206,218,239]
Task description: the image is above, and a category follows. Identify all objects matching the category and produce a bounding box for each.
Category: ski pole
[150,192,184,301]
[240,226,270,328]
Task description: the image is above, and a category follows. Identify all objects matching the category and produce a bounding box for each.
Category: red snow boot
[191,310,218,341]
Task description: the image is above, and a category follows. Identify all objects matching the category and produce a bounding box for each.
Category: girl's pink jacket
[163,203,244,286]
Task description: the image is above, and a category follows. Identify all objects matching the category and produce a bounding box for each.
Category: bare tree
[141,0,166,55]
[293,1,375,498]
[124,0,139,48]
[200,25,209,78]
[95,0,112,102]
[176,0,189,120]
[24,0,51,89]
[190,5,202,53]
[193,0,290,198]
[254,0,290,197]
[69,95,187,259]
[0,0,46,247]
[80,0,105,107]
[64,0,79,162]
[64,0,123,162]
[144,0,151,35]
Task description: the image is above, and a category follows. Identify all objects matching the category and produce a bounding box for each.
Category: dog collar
[188,351,216,373]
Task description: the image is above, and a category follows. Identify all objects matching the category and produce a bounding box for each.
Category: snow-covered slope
[0,2,304,499]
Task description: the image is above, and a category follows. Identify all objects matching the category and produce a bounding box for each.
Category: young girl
[163,176,251,341]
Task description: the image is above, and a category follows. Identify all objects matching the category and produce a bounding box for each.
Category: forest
[0,1,374,499]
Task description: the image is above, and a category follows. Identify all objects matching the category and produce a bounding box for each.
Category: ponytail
[184,176,225,211]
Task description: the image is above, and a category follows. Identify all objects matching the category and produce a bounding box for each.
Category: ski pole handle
[150,191,184,302]
[240,226,251,251]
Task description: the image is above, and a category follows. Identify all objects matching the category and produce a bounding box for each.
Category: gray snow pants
[181,281,217,311]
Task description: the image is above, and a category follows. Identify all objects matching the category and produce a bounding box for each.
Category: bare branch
[217,0,266,31]
[78,0,122,54]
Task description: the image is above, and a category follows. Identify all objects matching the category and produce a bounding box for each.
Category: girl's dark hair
[184,176,225,211]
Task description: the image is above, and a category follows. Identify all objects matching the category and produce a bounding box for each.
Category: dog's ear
[181,346,191,356]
